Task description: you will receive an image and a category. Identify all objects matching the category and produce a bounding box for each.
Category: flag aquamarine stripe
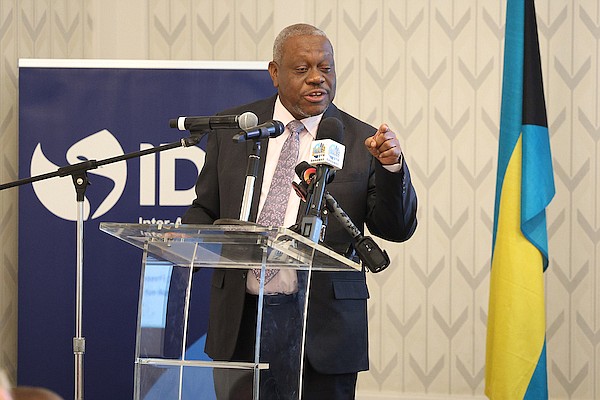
[524,341,549,399]
[492,0,524,250]
[521,124,554,270]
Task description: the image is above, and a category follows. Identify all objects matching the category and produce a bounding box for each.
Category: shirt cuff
[382,153,403,173]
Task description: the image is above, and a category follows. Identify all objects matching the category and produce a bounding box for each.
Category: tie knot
[286,120,305,136]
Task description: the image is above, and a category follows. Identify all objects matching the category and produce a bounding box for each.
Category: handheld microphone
[295,161,337,186]
[294,161,334,215]
[292,163,315,209]
[295,162,316,185]
[323,193,390,273]
[300,117,345,242]
[169,111,258,131]
[232,120,285,143]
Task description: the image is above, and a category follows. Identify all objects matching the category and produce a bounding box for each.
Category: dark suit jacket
[182,95,417,374]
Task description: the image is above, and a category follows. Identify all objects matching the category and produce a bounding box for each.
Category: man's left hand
[364,124,403,165]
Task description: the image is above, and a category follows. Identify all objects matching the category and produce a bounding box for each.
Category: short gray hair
[273,23,330,63]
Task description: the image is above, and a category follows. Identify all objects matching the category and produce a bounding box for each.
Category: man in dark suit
[183,23,417,399]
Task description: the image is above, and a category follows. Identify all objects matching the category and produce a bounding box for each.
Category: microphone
[295,162,316,185]
[300,117,345,242]
[232,120,285,143]
[295,161,335,186]
[293,162,316,210]
[169,111,258,131]
[324,193,390,273]
[293,161,333,214]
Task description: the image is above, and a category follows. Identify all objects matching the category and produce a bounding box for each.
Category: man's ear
[268,61,279,88]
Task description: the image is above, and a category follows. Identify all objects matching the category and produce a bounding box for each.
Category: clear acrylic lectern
[99,222,360,400]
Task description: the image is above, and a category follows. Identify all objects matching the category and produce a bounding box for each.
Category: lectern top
[99,223,360,272]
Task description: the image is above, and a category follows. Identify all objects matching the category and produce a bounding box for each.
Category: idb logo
[30,129,204,221]
[31,129,127,221]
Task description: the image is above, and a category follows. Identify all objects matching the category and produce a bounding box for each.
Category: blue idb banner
[17,60,274,399]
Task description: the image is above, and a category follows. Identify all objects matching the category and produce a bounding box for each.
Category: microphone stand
[238,140,261,222]
[299,166,332,243]
[211,137,264,400]
[0,134,203,400]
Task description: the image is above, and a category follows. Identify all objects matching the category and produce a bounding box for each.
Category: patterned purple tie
[253,120,304,283]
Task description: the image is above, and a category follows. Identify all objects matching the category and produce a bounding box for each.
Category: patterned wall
[0,1,599,399]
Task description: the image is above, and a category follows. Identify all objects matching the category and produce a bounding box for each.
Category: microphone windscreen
[238,112,259,130]
[295,161,316,183]
[295,161,310,178]
[270,120,286,137]
[316,117,344,143]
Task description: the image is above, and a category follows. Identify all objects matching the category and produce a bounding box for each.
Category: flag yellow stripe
[485,136,546,399]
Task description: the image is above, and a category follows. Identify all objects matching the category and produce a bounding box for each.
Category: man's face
[269,35,336,120]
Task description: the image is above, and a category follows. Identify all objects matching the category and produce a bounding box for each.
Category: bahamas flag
[485,0,555,399]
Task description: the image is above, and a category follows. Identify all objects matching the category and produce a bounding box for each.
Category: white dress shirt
[246,97,322,295]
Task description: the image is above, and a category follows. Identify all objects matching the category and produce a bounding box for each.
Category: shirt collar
[273,96,323,140]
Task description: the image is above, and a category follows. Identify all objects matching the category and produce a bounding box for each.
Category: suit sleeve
[365,156,418,242]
